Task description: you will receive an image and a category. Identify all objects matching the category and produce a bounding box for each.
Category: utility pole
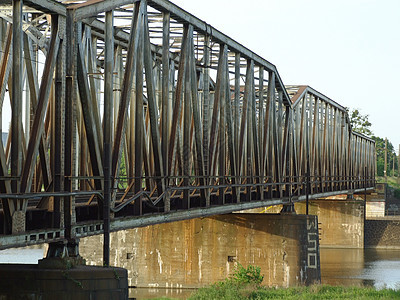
[398,145,400,184]
[375,148,377,178]
[393,152,395,177]
[384,138,387,183]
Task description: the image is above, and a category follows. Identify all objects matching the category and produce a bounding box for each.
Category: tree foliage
[371,136,397,177]
[345,108,373,137]
[229,264,264,286]
[346,107,397,177]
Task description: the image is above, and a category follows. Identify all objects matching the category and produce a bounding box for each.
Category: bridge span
[0,0,375,261]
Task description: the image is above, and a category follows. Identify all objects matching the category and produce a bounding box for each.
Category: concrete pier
[80,213,321,288]
[295,199,364,248]
[0,264,128,299]
[265,198,365,248]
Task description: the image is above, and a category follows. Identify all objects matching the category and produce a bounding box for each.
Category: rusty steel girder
[0,0,375,253]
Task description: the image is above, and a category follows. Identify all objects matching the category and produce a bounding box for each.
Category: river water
[320,248,400,289]
[131,248,400,299]
[1,247,400,298]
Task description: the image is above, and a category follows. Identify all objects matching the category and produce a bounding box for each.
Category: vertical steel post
[245,59,254,202]
[134,26,143,214]
[53,22,65,229]
[161,12,170,178]
[203,34,210,206]
[64,9,75,240]
[161,11,170,209]
[11,0,23,193]
[183,25,192,209]
[258,66,264,200]
[103,10,114,267]
[234,53,240,202]
[218,45,227,205]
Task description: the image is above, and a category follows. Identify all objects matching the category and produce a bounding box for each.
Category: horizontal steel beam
[352,131,375,143]
[147,0,292,105]
[0,0,67,15]
[71,0,140,21]
[0,228,64,250]
[292,85,347,112]
[25,0,66,15]
[295,187,375,202]
[0,186,375,248]
[290,85,375,144]
[0,191,104,200]
[112,198,287,231]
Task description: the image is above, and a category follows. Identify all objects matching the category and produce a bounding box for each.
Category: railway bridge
[0,0,375,268]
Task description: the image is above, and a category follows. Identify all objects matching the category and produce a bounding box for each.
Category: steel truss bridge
[0,0,375,256]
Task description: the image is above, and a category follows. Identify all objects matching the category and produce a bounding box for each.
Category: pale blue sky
[173,0,400,151]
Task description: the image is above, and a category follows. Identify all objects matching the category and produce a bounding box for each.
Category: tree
[347,107,397,177]
[372,136,398,177]
[345,108,373,137]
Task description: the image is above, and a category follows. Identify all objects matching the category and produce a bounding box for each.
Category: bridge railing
[0,0,375,242]
[289,85,376,194]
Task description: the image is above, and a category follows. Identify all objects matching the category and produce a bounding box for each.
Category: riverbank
[148,263,400,299]
[185,284,400,299]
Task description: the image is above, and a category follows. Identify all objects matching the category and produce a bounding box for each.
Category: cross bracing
[0,0,375,249]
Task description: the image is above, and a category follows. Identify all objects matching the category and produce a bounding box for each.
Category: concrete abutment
[0,211,328,297]
[80,213,321,288]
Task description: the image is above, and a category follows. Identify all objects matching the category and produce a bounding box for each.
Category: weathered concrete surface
[11,210,25,234]
[365,218,400,249]
[295,200,364,248]
[80,214,320,288]
[0,264,128,300]
[366,184,385,218]
[366,199,385,218]
[261,199,364,248]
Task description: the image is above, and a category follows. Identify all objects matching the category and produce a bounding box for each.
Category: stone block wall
[365,219,400,249]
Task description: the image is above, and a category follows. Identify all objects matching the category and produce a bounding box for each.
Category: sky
[172,0,400,152]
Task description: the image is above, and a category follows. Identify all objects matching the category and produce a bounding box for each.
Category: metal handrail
[0,191,104,200]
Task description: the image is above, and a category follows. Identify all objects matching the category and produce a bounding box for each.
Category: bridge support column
[11,209,26,234]
[0,263,128,299]
[0,239,129,299]
[281,202,296,214]
[38,239,85,269]
[295,197,364,248]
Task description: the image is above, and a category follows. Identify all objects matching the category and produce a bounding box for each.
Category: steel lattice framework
[0,0,375,251]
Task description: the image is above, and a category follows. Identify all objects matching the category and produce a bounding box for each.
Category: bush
[229,264,264,286]
[188,264,400,299]
[189,264,264,300]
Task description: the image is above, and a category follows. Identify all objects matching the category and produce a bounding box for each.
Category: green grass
[376,176,400,188]
[376,176,400,198]
[186,284,400,300]
[148,264,400,300]
[150,264,400,299]
[151,285,400,300]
